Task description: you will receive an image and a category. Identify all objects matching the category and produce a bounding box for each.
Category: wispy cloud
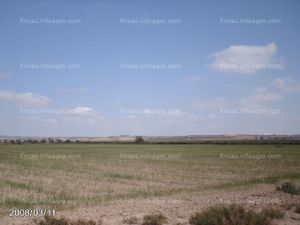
[274,77,300,93]
[20,106,103,126]
[241,87,283,106]
[193,88,283,114]
[192,97,226,110]
[120,108,199,123]
[0,90,51,107]
[61,106,103,125]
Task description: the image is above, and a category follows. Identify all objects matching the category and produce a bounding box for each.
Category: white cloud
[120,108,184,115]
[0,90,51,107]
[192,88,283,115]
[69,106,93,115]
[141,108,182,115]
[274,77,300,93]
[20,106,103,126]
[120,108,199,122]
[209,42,281,74]
[63,106,103,125]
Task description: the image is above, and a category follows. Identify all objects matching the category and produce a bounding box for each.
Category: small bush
[262,208,284,219]
[34,216,70,225]
[295,204,300,214]
[189,204,272,225]
[142,213,167,225]
[70,219,97,225]
[34,216,101,225]
[122,216,139,224]
[276,182,299,195]
[189,205,225,225]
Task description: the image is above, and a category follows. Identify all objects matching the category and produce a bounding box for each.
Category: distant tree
[31,139,39,144]
[9,140,16,144]
[135,136,145,144]
[40,139,47,144]
[29,139,39,144]
[56,139,64,144]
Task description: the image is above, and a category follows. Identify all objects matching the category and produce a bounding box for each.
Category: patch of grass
[107,172,138,180]
[0,197,33,209]
[276,181,300,195]
[122,216,139,224]
[211,173,300,191]
[142,213,167,225]
[189,204,274,225]
[4,180,34,190]
[52,191,76,202]
[262,208,284,219]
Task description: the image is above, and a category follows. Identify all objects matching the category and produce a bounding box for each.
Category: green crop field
[0,144,299,218]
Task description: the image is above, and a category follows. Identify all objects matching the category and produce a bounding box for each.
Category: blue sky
[0,0,300,136]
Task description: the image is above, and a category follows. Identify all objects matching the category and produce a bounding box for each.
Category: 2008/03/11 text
[9,209,56,217]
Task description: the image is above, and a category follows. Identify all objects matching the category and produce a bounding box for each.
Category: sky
[0,0,300,136]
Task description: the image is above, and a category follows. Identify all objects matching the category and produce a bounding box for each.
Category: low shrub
[34,216,70,225]
[122,216,139,224]
[276,182,299,195]
[262,208,284,219]
[295,203,300,214]
[70,219,98,225]
[189,204,272,225]
[34,216,101,225]
[142,213,167,225]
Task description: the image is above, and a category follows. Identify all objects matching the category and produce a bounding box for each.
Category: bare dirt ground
[2,183,300,225]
